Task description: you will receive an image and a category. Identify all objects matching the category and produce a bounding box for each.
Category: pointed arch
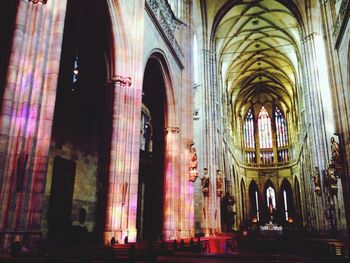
[294,177,302,225]
[249,180,260,222]
[144,50,177,127]
[280,179,293,223]
[264,180,276,209]
[241,178,247,221]
[258,106,273,149]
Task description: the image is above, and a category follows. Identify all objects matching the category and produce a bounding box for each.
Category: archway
[240,179,246,222]
[137,55,167,241]
[264,180,277,223]
[294,177,302,226]
[249,180,260,223]
[48,0,110,246]
[279,179,293,227]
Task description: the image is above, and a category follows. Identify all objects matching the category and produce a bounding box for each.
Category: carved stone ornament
[189,145,198,182]
[201,168,209,197]
[110,75,132,88]
[28,0,48,4]
[330,137,343,178]
[216,170,223,197]
[312,167,322,196]
[326,162,338,196]
[164,127,180,134]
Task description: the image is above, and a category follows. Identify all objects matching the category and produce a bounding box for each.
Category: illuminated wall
[0,0,67,252]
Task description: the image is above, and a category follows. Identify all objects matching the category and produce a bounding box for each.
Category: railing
[145,0,185,68]
[200,240,210,253]
[245,161,292,169]
[225,238,235,254]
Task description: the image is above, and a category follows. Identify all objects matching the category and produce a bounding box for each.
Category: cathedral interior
[0,0,350,262]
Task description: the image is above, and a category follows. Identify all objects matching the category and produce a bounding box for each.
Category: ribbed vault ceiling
[214,0,302,116]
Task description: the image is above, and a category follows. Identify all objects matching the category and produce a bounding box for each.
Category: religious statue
[329,137,343,179]
[326,162,338,195]
[189,146,199,182]
[201,168,210,197]
[221,192,235,232]
[216,170,223,197]
[312,167,321,196]
[330,137,340,164]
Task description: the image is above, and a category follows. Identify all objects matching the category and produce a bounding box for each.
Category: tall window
[255,191,260,222]
[243,105,290,165]
[258,106,272,149]
[244,109,256,163]
[244,109,255,148]
[274,107,289,162]
[283,190,288,221]
[274,107,288,147]
[266,186,276,209]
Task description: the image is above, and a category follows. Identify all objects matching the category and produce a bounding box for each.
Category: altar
[260,221,283,235]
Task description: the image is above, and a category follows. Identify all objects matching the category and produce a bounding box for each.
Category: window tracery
[274,107,289,162]
[244,108,256,163]
[243,105,290,165]
[258,106,272,149]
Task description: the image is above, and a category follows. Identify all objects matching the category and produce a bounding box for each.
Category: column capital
[107,75,132,88]
[302,32,320,43]
[28,0,48,4]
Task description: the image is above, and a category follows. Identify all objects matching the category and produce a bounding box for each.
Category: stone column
[0,0,67,252]
[197,49,221,235]
[301,33,329,231]
[163,127,181,240]
[104,76,142,244]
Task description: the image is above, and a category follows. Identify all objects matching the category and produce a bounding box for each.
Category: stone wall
[42,139,99,237]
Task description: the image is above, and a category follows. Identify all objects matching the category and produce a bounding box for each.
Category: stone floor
[0,234,349,263]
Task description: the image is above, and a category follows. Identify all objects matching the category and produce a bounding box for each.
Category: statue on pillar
[330,137,340,164]
[201,168,209,197]
[221,192,235,232]
[189,146,199,182]
[216,170,223,197]
[326,162,338,195]
[329,137,343,178]
[312,167,322,196]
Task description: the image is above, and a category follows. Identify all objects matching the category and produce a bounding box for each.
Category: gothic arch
[279,179,293,224]
[294,176,302,226]
[106,0,131,77]
[249,180,260,222]
[144,50,177,127]
[241,178,247,221]
[264,180,277,207]
[140,50,184,240]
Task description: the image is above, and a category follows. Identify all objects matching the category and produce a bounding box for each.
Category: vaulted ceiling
[211,0,302,117]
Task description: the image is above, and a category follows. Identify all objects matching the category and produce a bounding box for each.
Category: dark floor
[0,235,349,263]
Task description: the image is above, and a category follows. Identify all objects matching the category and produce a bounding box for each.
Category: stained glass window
[258,106,272,149]
[244,109,255,149]
[274,107,288,147]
